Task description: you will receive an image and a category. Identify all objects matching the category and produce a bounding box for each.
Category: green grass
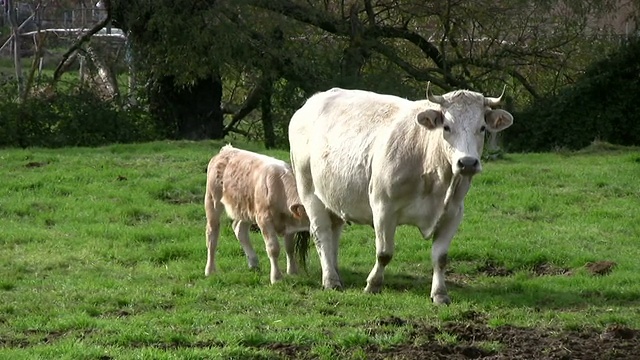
[1,140,639,359]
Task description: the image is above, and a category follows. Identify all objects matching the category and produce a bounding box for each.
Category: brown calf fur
[204,145,310,283]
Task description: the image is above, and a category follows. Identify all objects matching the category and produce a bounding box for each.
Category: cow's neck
[420,135,472,216]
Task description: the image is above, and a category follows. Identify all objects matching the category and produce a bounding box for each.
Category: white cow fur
[288,87,513,304]
[204,145,310,284]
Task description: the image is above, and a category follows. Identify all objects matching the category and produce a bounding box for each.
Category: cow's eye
[443,125,451,132]
[480,125,486,132]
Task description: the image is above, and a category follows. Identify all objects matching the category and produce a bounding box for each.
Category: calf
[204,145,310,283]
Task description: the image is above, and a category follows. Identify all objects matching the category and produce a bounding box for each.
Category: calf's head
[286,203,310,232]
[417,83,513,176]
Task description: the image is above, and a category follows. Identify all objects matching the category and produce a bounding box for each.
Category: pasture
[1,140,639,359]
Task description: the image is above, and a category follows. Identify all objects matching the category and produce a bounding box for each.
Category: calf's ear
[290,204,307,219]
[485,109,513,132]
[416,109,443,130]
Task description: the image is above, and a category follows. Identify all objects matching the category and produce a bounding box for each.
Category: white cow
[204,145,310,284]
[288,84,513,304]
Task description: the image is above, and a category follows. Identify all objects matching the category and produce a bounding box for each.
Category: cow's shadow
[303,267,640,311]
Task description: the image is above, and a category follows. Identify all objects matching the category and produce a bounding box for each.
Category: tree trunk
[7,0,23,97]
[338,4,369,88]
[340,45,368,87]
[261,78,275,148]
[148,75,224,140]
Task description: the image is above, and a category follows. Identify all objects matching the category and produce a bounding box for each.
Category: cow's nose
[457,157,479,174]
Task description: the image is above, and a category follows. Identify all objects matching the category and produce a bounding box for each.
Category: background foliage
[506,38,640,151]
[0,81,160,148]
[0,0,639,150]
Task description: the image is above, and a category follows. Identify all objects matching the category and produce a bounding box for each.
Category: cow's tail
[294,231,311,272]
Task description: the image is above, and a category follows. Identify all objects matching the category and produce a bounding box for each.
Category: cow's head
[417,83,513,176]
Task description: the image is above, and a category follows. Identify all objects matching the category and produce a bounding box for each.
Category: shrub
[505,38,640,152]
[0,84,162,148]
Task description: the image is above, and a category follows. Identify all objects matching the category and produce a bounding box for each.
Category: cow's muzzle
[456,156,480,175]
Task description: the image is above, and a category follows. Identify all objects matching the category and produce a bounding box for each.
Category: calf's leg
[233,220,259,269]
[257,217,283,284]
[283,233,298,275]
[204,193,224,276]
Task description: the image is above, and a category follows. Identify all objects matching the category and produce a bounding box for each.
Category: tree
[110,0,231,140]
[109,0,633,145]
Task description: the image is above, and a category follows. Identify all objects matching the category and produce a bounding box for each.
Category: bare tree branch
[363,0,375,25]
[365,25,446,69]
[53,0,112,82]
[250,0,347,35]
[248,0,467,88]
[370,41,451,90]
[222,83,265,136]
[460,59,540,99]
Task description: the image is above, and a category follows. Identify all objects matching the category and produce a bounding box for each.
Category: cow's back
[289,88,415,224]
[210,146,289,223]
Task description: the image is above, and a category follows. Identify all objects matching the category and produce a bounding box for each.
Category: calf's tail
[294,231,311,272]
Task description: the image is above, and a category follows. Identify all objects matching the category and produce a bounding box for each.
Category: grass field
[1,140,639,359]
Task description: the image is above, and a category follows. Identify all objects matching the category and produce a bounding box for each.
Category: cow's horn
[484,85,506,107]
[426,81,445,105]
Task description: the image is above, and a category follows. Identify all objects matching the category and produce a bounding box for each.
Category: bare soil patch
[24,161,47,168]
[584,261,617,276]
[477,260,513,277]
[532,262,572,276]
[362,318,640,360]
[254,316,640,359]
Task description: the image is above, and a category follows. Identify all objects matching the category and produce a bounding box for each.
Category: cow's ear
[485,109,513,132]
[290,204,307,219]
[416,109,443,130]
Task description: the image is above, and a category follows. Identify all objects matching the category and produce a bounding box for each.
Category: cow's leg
[283,233,298,275]
[329,215,345,277]
[294,199,343,289]
[291,153,342,289]
[430,205,464,305]
[204,192,224,276]
[292,161,342,289]
[309,204,343,290]
[365,204,397,293]
[257,217,283,284]
[233,220,259,270]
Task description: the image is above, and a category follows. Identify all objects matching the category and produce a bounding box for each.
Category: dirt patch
[362,319,640,360]
[477,260,513,277]
[532,262,572,276]
[585,261,616,276]
[374,316,407,327]
[265,342,311,359]
[1,329,78,348]
[25,161,47,168]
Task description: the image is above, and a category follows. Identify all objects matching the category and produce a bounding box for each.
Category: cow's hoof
[247,258,259,269]
[431,294,451,305]
[364,285,382,294]
[204,267,215,276]
[323,279,344,291]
